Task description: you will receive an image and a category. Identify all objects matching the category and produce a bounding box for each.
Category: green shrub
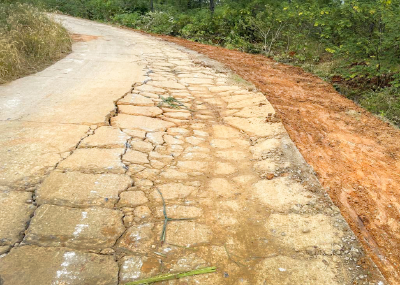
[136,11,175,35]
[0,3,71,83]
[360,87,400,125]
[112,12,141,28]
[18,0,400,126]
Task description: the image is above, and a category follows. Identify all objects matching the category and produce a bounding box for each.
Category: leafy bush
[19,0,400,126]
[0,3,71,83]
[361,87,400,125]
[112,12,141,28]
[136,11,175,35]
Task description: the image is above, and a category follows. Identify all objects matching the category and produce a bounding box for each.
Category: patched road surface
[0,15,386,284]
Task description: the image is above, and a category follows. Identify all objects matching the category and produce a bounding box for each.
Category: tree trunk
[209,0,215,13]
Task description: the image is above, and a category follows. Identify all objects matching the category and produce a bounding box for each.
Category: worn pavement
[0,15,386,284]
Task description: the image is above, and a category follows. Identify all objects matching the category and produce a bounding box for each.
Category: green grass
[0,3,71,84]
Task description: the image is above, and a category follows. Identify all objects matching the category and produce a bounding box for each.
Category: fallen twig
[124,266,217,285]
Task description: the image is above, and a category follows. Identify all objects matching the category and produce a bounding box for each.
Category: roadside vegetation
[0,2,71,84]
[20,0,400,126]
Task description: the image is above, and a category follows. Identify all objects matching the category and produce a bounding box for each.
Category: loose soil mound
[158,35,400,284]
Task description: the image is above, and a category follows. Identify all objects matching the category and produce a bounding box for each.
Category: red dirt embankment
[159,36,400,284]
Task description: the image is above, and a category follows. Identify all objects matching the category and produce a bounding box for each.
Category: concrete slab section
[0,246,118,285]
[24,205,125,250]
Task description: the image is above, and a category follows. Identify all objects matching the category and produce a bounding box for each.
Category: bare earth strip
[0,15,386,284]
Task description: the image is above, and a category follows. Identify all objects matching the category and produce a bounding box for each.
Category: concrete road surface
[0,15,386,285]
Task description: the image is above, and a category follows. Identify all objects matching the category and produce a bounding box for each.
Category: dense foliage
[0,3,71,83]
[15,0,400,125]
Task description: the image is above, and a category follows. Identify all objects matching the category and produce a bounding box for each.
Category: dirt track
[157,36,400,284]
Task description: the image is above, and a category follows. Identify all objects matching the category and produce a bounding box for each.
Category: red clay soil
[158,35,400,284]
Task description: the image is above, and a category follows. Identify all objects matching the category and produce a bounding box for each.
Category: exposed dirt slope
[157,35,400,284]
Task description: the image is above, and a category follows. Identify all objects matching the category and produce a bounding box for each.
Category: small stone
[266,173,275,180]
[306,247,317,255]
[118,191,149,207]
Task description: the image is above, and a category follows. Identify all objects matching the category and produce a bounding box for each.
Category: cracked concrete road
[0,15,386,285]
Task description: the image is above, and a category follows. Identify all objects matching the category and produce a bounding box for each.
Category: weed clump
[0,3,71,84]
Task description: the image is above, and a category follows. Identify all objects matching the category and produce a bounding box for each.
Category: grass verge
[0,3,71,84]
